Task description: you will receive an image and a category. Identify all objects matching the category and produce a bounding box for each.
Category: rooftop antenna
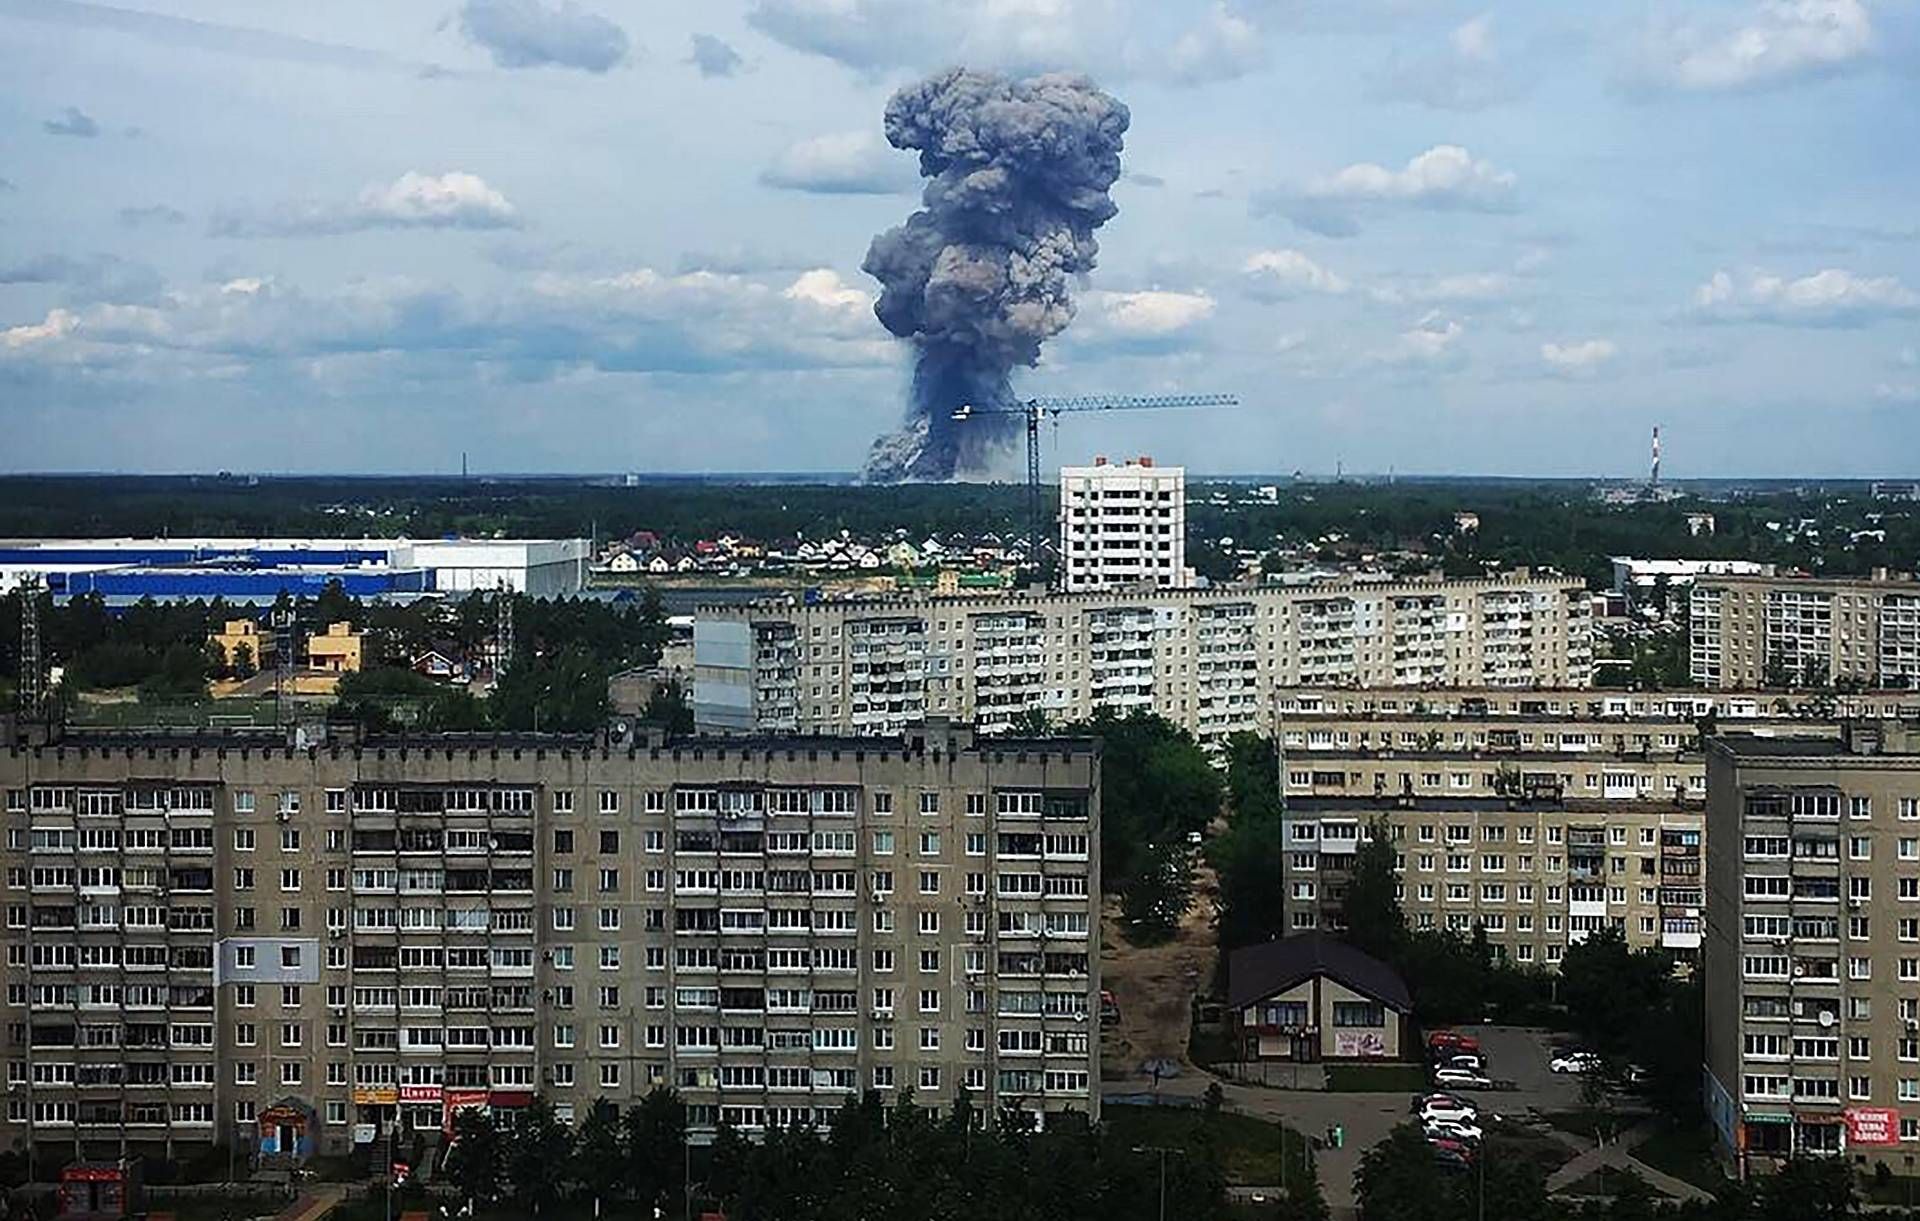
[18,576,46,722]
[1650,425,1661,488]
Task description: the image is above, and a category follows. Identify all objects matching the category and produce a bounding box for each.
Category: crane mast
[952,392,1238,584]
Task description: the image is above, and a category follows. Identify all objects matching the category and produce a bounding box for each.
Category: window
[1333,1001,1384,1027]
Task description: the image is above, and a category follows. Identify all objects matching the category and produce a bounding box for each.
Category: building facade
[1705,726,1920,1170]
[1057,457,1186,593]
[1280,794,1704,967]
[1690,571,1920,690]
[692,573,1594,744]
[0,720,1100,1165]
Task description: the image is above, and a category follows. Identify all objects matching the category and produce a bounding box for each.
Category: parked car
[1429,1137,1475,1169]
[1418,1097,1479,1125]
[1415,1091,1477,1113]
[1443,1052,1485,1072]
[1433,1067,1495,1090]
[1550,1051,1602,1075]
[1427,1030,1481,1055]
[1424,1118,1484,1144]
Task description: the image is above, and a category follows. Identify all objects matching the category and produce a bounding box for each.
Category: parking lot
[1125,1025,1605,1217]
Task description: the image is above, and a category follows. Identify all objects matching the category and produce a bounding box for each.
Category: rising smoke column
[861,69,1130,482]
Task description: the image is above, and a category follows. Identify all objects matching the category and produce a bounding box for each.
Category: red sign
[400,1084,443,1104]
[487,1090,534,1108]
[1847,1107,1900,1146]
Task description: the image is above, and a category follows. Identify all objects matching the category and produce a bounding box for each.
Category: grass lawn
[1629,1120,1727,1192]
[1324,1063,1430,1093]
[1104,1104,1306,1187]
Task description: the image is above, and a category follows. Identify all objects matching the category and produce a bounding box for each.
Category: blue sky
[2,0,1917,477]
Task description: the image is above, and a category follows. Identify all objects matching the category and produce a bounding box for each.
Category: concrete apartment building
[0,719,1100,1165]
[692,573,1594,744]
[1704,725,1920,1169]
[1057,457,1187,594]
[1281,794,1703,967]
[1690,570,1920,690]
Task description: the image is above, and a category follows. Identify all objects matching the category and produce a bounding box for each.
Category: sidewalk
[276,1185,347,1221]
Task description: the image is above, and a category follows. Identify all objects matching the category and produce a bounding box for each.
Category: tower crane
[951,393,1239,577]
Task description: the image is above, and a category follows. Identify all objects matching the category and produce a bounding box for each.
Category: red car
[1427,1030,1480,1054]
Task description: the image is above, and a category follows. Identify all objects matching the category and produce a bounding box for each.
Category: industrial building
[1690,570,1920,689]
[1704,724,1920,1169]
[1057,457,1187,593]
[692,572,1594,744]
[0,718,1100,1165]
[0,537,592,604]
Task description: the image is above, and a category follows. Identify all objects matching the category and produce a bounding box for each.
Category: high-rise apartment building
[1058,457,1186,593]
[0,720,1100,1166]
[1704,725,1920,1169]
[1690,570,1920,689]
[1282,795,1704,966]
[692,573,1594,745]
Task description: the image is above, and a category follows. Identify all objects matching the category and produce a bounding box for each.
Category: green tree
[506,1095,574,1213]
[491,643,610,732]
[1224,731,1281,820]
[1122,841,1194,942]
[1060,710,1222,887]
[231,641,257,680]
[572,1098,625,1210]
[624,1087,687,1215]
[1343,819,1404,963]
[643,677,695,733]
[445,1108,504,1208]
[1753,1155,1859,1221]
[1210,807,1283,950]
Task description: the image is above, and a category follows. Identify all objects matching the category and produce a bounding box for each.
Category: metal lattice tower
[495,580,514,679]
[18,575,46,720]
[273,607,295,727]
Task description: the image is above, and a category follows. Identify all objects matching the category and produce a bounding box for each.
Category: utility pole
[1133,1144,1182,1221]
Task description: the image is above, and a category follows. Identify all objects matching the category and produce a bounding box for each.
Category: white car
[1433,1067,1494,1090]
[1550,1051,1602,1075]
[1424,1118,1484,1144]
[1419,1100,1478,1127]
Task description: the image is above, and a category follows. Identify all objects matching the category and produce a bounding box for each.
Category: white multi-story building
[692,572,1595,748]
[1058,458,1186,593]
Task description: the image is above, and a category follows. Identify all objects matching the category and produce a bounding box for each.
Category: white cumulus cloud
[760,131,916,195]
[2,308,81,348]
[1637,0,1873,92]
[213,171,521,237]
[1693,267,1919,325]
[1261,145,1518,237]
[1541,338,1618,373]
[1091,289,1217,336]
[1242,249,1349,297]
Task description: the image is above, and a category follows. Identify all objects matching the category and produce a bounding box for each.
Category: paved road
[1543,1117,1715,1203]
[1110,1025,1602,1218]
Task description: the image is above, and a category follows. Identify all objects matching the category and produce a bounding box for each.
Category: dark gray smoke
[861,69,1129,482]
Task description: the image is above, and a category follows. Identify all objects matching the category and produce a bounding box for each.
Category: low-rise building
[209,620,276,673]
[305,622,364,674]
[1226,934,1411,1071]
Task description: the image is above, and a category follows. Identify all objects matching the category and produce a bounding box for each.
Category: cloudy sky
[3,0,1918,478]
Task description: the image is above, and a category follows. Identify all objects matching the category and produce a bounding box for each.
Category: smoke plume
[861,69,1130,482]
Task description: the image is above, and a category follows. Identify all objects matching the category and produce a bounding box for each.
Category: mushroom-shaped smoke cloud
[862,68,1129,482]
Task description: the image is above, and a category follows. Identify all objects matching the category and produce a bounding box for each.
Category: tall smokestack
[861,69,1130,482]
[1650,425,1661,487]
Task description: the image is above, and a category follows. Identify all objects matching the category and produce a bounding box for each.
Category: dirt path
[1099,856,1221,1077]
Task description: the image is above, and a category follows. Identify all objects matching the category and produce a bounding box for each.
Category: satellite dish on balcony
[1818,1010,1836,1029]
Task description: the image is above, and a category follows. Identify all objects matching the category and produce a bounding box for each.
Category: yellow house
[306,622,364,674]
[209,619,274,672]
